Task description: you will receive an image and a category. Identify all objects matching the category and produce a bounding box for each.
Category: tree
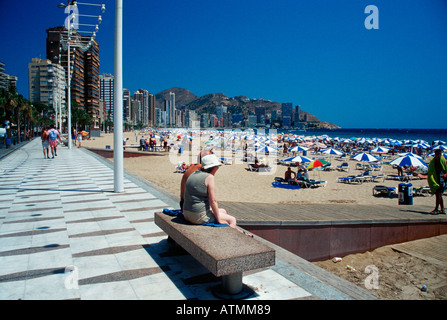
[0,85,19,139]
[32,102,54,128]
[15,94,35,143]
[71,100,93,130]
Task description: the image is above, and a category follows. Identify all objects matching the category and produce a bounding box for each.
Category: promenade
[0,138,376,300]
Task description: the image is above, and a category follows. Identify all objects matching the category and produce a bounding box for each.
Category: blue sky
[1,0,446,129]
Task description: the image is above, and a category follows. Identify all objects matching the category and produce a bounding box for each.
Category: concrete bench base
[154,212,275,299]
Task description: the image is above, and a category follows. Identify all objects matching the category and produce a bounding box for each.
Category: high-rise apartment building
[46,26,100,126]
[148,93,155,126]
[0,61,18,90]
[281,103,293,128]
[0,61,7,90]
[100,73,114,121]
[123,88,130,122]
[169,92,175,126]
[84,41,100,126]
[135,89,149,125]
[28,58,66,113]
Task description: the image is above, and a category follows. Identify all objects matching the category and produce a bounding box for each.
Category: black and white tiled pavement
[0,139,326,300]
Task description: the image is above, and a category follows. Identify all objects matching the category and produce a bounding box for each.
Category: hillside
[155,88,340,129]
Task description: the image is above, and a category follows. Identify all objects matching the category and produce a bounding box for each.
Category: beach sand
[82,132,434,207]
[81,132,446,300]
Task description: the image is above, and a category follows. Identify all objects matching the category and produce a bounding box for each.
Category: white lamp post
[114,0,124,193]
[58,1,105,149]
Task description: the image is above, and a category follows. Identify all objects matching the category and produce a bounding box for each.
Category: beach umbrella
[321,148,343,156]
[255,145,278,153]
[389,155,428,168]
[307,159,330,170]
[352,153,378,162]
[371,146,390,154]
[412,143,430,150]
[432,145,447,150]
[434,140,446,145]
[283,156,312,163]
[398,152,423,160]
[427,152,447,158]
[289,145,309,153]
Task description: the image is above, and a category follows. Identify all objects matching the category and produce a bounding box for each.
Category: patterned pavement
[0,138,376,300]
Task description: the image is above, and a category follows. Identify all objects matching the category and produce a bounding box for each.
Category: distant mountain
[155,88,198,108]
[154,87,340,129]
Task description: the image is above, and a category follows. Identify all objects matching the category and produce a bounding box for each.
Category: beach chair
[247,164,258,172]
[386,174,410,182]
[247,164,272,172]
[311,180,327,188]
[371,174,385,182]
[353,171,373,184]
[337,176,356,184]
[296,179,327,188]
[414,186,431,197]
[337,162,349,172]
[220,157,232,165]
[373,185,397,197]
[272,181,301,190]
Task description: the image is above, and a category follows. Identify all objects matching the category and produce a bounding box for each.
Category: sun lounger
[247,164,272,172]
[371,174,385,182]
[272,181,301,190]
[337,162,349,172]
[337,176,359,184]
[366,164,383,171]
[386,174,411,182]
[414,186,431,196]
[373,185,397,197]
[338,171,373,184]
[295,179,327,188]
[220,157,232,165]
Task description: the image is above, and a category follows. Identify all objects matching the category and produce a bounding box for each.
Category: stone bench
[154,211,275,299]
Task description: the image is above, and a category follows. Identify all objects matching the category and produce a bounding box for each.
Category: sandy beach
[81,131,447,300]
[82,132,435,208]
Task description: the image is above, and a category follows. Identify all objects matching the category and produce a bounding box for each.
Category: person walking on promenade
[71,126,77,147]
[47,125,61,158]
[77,128,83,148]
[41,127,50,159]
[427,149,447,214]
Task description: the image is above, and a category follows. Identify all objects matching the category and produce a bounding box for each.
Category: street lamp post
[58,0,105,150]
[114,0,124,193]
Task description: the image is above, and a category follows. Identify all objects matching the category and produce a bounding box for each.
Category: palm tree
[15,94,35,143]
[0,85,18,139]
[71,100,93,130]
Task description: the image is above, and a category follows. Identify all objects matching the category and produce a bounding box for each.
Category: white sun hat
[201,154,222,170]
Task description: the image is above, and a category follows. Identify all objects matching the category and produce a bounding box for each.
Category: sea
[261,128,447,145]
[298,128,447,145]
